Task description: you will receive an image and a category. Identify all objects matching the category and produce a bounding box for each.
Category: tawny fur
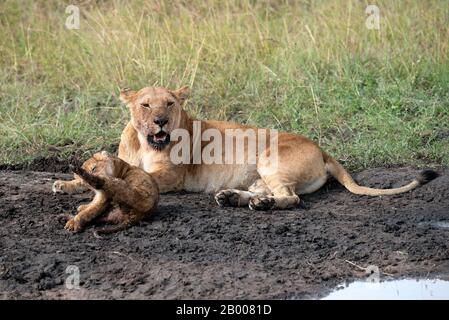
[54,151,159,233]
[55,86,439,211]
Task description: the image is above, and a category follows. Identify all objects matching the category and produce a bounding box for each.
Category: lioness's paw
[215,190,241,207]
[52,180,68,194]
[64,218,83,232]
[249,196,276,211]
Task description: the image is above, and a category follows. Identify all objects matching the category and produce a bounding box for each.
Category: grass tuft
[1,0,448,169]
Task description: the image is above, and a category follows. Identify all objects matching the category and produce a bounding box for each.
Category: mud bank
[0,167,448,299]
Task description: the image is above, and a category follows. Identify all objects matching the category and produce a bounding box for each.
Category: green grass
[1,0,448,169]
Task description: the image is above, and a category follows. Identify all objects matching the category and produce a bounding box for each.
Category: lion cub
[57,151,159,234]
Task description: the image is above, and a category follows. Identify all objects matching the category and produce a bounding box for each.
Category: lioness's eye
[141,103,150,108]
[167,101,174,108]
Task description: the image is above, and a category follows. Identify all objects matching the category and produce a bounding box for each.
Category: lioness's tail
[323,154,439,196]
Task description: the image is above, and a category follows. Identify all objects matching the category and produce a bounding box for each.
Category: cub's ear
[93,150,110,160]
[119,88,137,104]
[172,86,190,105]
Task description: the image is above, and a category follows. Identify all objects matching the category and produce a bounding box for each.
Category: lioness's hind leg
[215,179,270,207]
[215,189,255,207]
[249,186,299,211]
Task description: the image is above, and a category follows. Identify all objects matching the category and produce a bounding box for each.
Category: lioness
[56,151,159,233]
[54,86,438,211]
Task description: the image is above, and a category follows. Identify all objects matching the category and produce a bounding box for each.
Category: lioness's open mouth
[147,131,170,150]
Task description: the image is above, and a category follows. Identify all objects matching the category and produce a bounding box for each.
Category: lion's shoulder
[118,121,141,165]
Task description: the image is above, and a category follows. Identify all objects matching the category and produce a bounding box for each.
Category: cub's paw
[57,213,74,224]
[52,180,68,194]
[249,196,276,211]
[77,204,88,212]
[215,190,242,207]
[64,218,83,233]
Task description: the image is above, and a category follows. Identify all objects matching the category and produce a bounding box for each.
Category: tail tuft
[417,170,440,185]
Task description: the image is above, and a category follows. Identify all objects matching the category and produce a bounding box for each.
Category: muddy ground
[0,167,448,299]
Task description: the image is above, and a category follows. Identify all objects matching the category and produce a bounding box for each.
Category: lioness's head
[119,86,190,151]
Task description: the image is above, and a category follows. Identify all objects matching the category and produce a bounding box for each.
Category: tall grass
[1,0,448,168]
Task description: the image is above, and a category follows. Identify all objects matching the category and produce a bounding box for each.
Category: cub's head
[119,86,190,151]
[81,151,119,178]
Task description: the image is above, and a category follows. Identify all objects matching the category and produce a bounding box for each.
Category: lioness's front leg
[147,166,185,193]
[52,175,87,194]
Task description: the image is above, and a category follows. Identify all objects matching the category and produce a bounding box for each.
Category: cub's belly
[184,164,259,193]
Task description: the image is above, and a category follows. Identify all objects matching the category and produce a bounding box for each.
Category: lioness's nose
[154,116,168,127]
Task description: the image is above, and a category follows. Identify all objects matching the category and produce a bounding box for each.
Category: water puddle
[418,220,449,230]
[433,221,449,229]
[322,279,449,300]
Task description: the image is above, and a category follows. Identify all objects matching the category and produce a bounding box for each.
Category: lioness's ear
[119,88,137,104]
[172,86,190,104]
